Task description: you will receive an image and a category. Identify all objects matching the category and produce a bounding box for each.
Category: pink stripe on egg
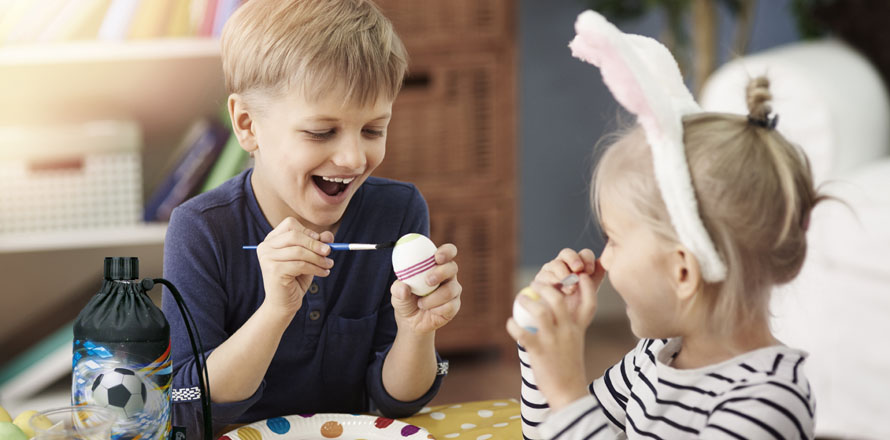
[395,255,436,280]
[395,260,437,281]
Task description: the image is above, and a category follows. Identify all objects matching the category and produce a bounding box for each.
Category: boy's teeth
[321,176,354,184]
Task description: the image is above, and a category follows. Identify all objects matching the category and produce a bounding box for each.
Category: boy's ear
[228,93,258,153]
[670,246,703,302]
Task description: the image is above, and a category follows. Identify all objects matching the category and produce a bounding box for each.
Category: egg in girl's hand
[391,233,440,296]
[513,287,541,333]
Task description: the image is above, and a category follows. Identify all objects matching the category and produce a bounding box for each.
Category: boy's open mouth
[313,175,355,197]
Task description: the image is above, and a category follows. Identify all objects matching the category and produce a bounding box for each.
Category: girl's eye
[306,130,335,140]
[363,128,385,138]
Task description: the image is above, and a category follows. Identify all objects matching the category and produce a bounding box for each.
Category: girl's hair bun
[745,76,773,124]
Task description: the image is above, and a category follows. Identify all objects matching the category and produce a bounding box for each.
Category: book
[39,0,112,42]
[198,0,218,37]
[211,0,240,37]
[97,0,140,41]
[143,118,230,222]
[128,0,174,40]
[4,0,69,44]
[199,128,249,193]
[0,0,33,43]
[165,0,192,37]
[188,0,209,36]
[0,322,73,402]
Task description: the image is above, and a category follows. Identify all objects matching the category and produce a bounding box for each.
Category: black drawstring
[142,278,213,440]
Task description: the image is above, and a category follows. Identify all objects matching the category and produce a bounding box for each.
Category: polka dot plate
[220,413,432,439]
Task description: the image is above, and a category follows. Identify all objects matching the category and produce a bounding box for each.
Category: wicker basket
[425,192,516,352]
[373,1,517,354]
[376,51,514,189]
[377,0,513,52]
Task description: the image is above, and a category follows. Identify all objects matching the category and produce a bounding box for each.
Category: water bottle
[72,257,171,440]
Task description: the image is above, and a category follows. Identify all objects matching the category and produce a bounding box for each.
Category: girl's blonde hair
[593,77,825,336]
[220,0,408,107]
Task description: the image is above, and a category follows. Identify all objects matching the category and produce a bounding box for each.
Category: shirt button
[309,282,319,294]
[309,310,321,321]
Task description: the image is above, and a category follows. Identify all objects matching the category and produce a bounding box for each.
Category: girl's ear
[670,246,703,302]
[228,93,259,153]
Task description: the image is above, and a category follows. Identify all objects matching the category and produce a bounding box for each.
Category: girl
[508,11,821,439]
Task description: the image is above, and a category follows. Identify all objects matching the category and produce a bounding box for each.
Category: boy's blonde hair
[593,77,825,336]
[220,0,408,108]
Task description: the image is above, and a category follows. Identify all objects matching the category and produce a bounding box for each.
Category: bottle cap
[104,257,139,280]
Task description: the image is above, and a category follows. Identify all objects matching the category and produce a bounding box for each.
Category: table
[219,399,522,439]
[402,399,521,439]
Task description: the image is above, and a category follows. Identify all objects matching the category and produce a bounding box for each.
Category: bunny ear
[569,10,727,282]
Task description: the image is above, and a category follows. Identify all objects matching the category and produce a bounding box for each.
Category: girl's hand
[506,274,599,411]
[534,248,605,328]
[255,217,335,316]
[390,243,462,334]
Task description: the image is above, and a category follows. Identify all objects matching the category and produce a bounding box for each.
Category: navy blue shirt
[161,169,442,437]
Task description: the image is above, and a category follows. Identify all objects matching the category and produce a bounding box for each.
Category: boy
[161,0,462,437]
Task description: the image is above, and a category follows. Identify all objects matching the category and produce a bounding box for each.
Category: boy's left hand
[390,243,461,334]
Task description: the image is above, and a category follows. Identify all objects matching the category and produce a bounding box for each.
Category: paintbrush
[242,241,396,251]
[558,273,580,288]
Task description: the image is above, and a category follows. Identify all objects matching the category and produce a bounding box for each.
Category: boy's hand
[534,248,605,328]
[256,217,334,316]
[505,276,598,411]
[390,243,461,334]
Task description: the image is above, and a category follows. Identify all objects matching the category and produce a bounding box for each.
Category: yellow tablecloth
[400,399,521,439]
[220,399,521,439]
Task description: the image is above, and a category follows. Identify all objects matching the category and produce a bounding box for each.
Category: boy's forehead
[283,79,395,112]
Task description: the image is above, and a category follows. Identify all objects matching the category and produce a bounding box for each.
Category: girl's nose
[599,245,612,271]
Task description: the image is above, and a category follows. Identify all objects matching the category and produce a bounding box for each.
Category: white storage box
[0,120,142,234]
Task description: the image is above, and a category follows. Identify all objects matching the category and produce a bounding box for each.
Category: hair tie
[747,114,779,130]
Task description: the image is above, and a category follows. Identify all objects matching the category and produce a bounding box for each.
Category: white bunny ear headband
[569,10,727,282]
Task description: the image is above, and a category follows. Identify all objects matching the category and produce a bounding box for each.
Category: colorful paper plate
[219,413,432,439]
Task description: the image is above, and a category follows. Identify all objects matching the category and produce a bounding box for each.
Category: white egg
[391,233,440,296]
[512,287,540,333]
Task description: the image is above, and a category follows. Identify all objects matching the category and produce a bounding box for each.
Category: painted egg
[392,233,440,296]
[512,287,540,333]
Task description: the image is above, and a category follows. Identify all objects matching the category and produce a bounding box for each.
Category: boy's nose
[332,136,367,170]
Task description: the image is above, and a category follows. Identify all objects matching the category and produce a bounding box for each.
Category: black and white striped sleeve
[588,338,647,432]
[518,344,550,439]
[701,381,815,439]
[538,394,612,440]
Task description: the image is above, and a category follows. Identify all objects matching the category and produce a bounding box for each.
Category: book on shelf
[0,322,73,402]
[198,0,219,37]
[143,117,230,222]
[97,0,140,40]
[39,0,112,42]
[166,0,193,37]
[128,0,176,40]
[211,0,240,37]
[3,0,68,44]
[0,0,244,44]
[199,127,250,193]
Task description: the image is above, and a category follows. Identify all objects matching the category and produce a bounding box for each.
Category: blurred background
[2,1,888,438]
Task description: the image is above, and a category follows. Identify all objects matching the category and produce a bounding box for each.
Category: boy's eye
[363,128,385,138]
[305,130,335,140]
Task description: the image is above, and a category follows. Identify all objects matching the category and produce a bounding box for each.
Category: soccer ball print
[91,368,148,418]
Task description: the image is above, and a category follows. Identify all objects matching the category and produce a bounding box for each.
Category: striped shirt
[519,338,815,439]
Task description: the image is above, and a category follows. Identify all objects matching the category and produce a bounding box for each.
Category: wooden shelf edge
[0,223,168,254]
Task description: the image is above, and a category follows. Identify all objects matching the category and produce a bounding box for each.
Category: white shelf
[0,223,167,254]
[0,38,226,138]
[0,38,221,64]
[0,39,217,362]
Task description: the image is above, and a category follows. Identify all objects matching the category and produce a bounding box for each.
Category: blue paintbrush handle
[242,243,378,251]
